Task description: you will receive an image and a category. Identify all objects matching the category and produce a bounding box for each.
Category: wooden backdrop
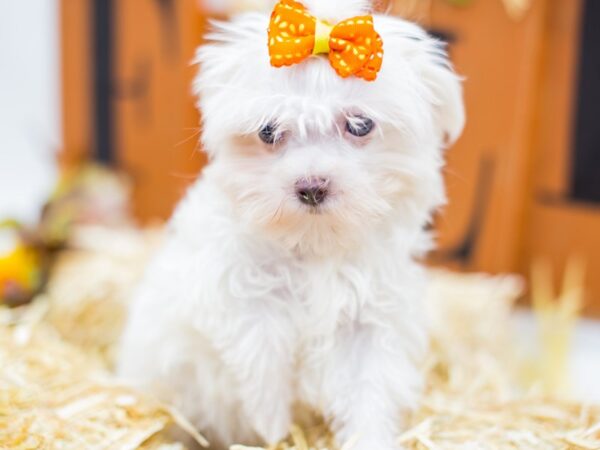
[60,0,600,315]
[61,0,206,220]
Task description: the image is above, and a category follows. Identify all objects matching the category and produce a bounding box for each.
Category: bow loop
[268,0,316,67]
[268,0,383,81]
[329,16,383,80]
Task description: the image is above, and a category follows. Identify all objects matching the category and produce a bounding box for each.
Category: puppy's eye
[346,116,375,137]
[258,123,278,144]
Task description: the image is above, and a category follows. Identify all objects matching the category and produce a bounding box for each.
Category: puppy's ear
[192,14,269,155]
[419,40,465,145]
[193,15,267,101]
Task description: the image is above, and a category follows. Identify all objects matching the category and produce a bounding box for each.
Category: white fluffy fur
[118,2,464,449]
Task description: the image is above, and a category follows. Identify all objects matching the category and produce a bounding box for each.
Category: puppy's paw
[250,401,291,445]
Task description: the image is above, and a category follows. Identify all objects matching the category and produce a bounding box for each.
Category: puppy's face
[194,5,464,256]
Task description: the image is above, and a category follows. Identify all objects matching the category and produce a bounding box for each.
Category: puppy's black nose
[295,177,329,207]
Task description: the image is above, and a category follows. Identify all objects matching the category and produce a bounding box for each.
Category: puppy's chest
[253,258,373,334]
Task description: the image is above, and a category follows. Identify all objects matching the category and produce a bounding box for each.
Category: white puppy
[118,1,464,449]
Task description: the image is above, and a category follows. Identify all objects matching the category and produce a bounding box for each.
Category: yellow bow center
[312,19,333,55]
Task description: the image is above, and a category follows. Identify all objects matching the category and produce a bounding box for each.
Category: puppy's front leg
[216,311,295,445]
[322,324,423,450]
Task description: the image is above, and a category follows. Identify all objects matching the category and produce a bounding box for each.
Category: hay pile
[44,226,163,365]
[399,271,600,450]
[1,227,599,450]
[0,298,206,450]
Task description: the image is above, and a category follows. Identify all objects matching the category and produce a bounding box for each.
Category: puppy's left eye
[258,123,278,144]
[346,116,375,137]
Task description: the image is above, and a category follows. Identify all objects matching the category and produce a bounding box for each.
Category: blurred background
[0,0,599,318]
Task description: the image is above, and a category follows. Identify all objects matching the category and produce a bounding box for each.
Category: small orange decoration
[267,0,384,81]
[0,229,40,305]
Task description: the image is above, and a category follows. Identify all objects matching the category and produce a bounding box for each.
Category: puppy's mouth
[307,205,324,215]
[297,189,340,217]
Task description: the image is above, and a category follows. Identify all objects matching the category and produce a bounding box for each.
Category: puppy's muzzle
[295,177,330,207]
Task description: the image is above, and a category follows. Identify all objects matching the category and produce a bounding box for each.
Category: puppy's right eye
[346,116,375,138]
[258,123,278,144]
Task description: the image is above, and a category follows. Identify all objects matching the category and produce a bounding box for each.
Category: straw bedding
[1,226,599,450]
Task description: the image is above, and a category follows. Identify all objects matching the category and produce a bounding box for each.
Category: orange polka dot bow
[268,0,384,81]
